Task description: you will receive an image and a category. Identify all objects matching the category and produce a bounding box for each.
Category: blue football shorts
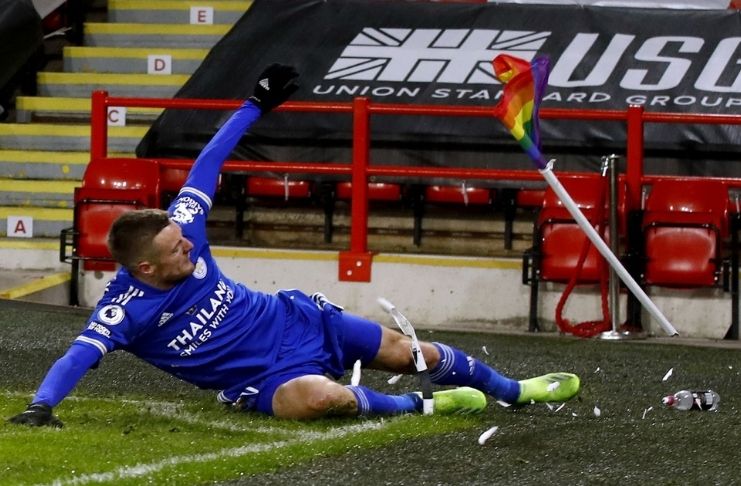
[254,308,383,415]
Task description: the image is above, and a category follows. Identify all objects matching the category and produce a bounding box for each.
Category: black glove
[8,403,64,428]
[249,63,300,113]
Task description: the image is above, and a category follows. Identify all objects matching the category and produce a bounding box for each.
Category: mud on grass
[1,300,740,485]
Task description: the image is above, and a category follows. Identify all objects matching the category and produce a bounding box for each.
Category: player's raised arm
[177,64,299,210]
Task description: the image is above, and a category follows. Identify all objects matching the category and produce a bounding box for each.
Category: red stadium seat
[644,227,719,286]
[73,187,148,267]
[60,158,161,305]
[322,182,403,243]
[61,186,149,305]
[424,184,492,205]
[642,179,728,287]
[82,157,160,207]
[246,176,312,199]
[159,167,189,194]
[336,182,402,201]
[516,189,546,209]
[538,176,627,236]
[235,175,313,238]
[158,166,224,208]
[534,175,627,282]
[539,224,609,283]
[522,174,626,331]
[413,183,495,246]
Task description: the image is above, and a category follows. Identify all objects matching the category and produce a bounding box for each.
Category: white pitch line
[7,392,391,483]
[118,398,362,439]
[41,421,386,486]
[4,392,287,435]
[118,398,259,434]
[6,391,384,444]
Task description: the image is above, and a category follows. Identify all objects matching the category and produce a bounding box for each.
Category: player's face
[149,222,195,285]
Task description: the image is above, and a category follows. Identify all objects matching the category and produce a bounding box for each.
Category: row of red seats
[59,158,543,304]
[522,175,736,332]
[227,175,542,247]
[63,158,738,335]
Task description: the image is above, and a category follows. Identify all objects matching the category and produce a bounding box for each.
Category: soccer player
[9,64,580,428]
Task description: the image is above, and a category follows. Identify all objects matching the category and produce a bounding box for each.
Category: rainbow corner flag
[492,54,550,170]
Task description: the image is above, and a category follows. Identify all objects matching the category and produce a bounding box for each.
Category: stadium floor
[1,298,740,485]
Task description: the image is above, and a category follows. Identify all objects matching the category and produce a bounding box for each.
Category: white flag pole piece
[539,160,678,336]
[378,297,434,414]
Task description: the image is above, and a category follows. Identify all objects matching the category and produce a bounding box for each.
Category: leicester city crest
[193,257,208,279]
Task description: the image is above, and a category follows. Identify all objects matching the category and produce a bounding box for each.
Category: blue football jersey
[78,186,292,388]
[73,101,344,401]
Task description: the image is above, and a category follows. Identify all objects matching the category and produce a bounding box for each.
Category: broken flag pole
[491,54,678,337]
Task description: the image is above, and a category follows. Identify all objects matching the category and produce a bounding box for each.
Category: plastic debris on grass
[545,403,566,412]
[642,406,653,420]
[482,346,489,355]
[662,368,673,382]
[478,426,499,445]
[593,405,601,417]
[496,400,512,408]
[351,360,362,386]
[387,374,403,385]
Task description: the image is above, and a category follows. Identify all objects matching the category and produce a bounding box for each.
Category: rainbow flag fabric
[492,54,550,170]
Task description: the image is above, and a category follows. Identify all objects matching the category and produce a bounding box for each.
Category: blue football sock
[347,385,422,416]
[429,342,521,404]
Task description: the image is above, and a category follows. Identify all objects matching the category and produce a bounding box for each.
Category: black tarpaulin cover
[137,0,741,177]
[0,0,43,98]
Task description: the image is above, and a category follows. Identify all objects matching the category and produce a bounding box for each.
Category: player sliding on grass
[9,64,580,428]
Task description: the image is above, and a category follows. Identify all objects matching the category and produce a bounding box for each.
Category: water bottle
[662,389,720,411]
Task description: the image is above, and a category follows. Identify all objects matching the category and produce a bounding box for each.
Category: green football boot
[516,372,581,404]
[430,387,487,415]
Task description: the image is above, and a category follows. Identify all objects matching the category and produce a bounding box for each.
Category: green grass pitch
[1,299,740,485]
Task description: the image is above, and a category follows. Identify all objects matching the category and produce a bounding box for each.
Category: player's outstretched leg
[428,343,580,405]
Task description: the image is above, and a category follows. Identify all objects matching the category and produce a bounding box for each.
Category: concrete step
[16,96,163,123]
[0,179,78,208]
[38,72,189,98]
[0,150,134,180]
[108,0,251,24]
[0,123,148,152]
[0,206,72,238]
[0,268,71,305]
[1,150,85,180]
[84,22,231,48]
[63,46,208,74]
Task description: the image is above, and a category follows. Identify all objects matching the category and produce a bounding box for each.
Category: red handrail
[89,91,741,281]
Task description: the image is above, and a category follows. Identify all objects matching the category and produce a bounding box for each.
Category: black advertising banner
[0,0,42,95]
[137,0,741,178]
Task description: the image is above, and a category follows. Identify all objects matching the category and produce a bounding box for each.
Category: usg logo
[325,28,549,84]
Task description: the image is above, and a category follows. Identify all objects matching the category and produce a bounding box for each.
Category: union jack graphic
[326,28,550,84]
